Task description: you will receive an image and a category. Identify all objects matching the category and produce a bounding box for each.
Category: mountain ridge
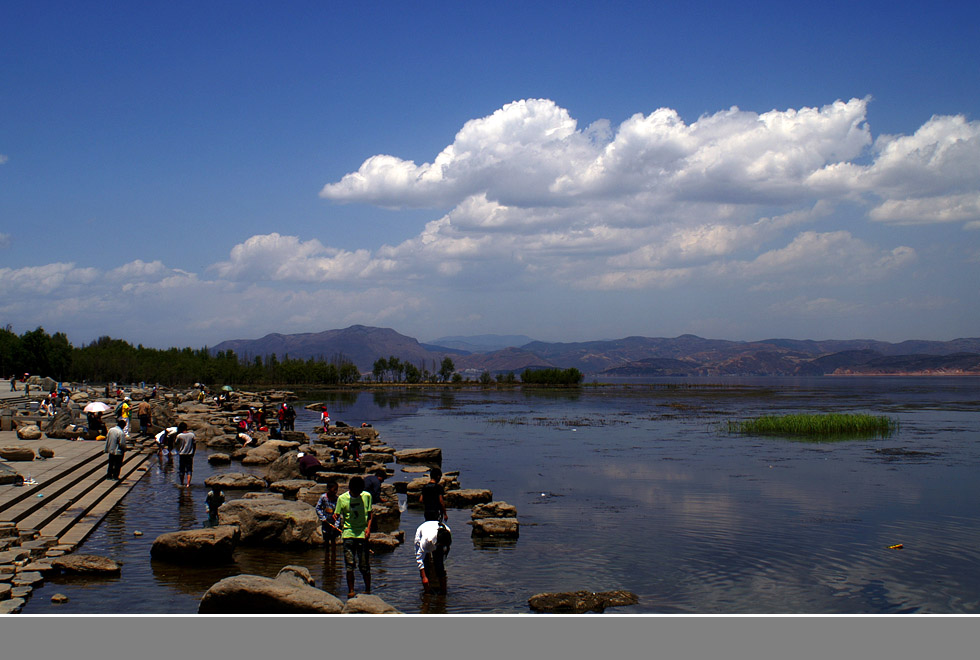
[211,326,980,376]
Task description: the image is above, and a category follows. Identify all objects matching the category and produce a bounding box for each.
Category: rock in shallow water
[218,498,321,546]
[528,590,638,613]
[199,573,343,614]
[50,554,122,575]
[469,517,519,538]
[150,526,240,563]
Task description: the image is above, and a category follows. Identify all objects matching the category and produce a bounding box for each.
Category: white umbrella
[83,401,112,413]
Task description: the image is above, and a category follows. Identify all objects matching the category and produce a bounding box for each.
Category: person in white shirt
[414,520,452,594]
[175,421,196,487]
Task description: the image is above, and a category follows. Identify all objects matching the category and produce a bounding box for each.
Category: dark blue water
[25,377,980,613]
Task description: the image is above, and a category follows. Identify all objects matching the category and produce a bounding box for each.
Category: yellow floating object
[888,543,904,550]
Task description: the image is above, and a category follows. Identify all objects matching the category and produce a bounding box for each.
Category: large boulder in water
[351,427,379,443]
[296,484,328,507]
[394,447,442,464]
[443,488,493,508]
[150,401,179,428]
[204,472,267,490]
[469,517,519,538]
[269,479,317,497]
[198,571,344,614]
[274,565,315,588]
[241,443,281,465]
[341,594,401,614]
[372,497,401,532]
[218,498,321,546]
[207,434,239,450]
[150,526,240,563]
[265,450,303,482]
[50,554,122,575]
[527,590,638,614]
[471,501,517,519]
[208,453,231,465]
[367,530,404,553]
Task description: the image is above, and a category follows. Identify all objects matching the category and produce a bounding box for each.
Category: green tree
[339,362,361,384]
[387,356,403,382]
[0,325,23,378]
[403,362,421,383]
[439,357,455,382]
[373,357,388,383]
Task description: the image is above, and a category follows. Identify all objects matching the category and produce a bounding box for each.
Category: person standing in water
[334,476,373,598]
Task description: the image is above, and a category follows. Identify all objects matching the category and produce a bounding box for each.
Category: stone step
[14,451,147,533]
[0,444,106,515]
[47,454,152,546]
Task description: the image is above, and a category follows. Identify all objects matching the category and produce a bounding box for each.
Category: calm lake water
[24,377,980,614]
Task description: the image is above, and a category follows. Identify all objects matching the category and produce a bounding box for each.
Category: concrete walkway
[0,431,152,550]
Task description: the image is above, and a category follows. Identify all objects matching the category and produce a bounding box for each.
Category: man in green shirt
[334,475,374,598]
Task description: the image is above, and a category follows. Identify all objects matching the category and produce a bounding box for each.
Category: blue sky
[2,1,979,349]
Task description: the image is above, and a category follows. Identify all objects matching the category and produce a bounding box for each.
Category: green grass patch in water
[727,413,897,440]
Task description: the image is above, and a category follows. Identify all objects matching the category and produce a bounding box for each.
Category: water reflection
[419,591,448,614]
[20,378,980,613]
[150,558,238,597]
[177,487,200,529]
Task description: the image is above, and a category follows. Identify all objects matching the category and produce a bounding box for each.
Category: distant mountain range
[211,326,980,377]
[425,334,537,353]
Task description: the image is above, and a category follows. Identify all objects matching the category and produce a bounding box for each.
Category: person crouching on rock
[298,451,325,479]
[335,475,373,598]
[414,520,452,594]
[341,433,361,463]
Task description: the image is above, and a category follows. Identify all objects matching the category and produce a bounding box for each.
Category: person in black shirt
[420,467,447,522]
[363,468,387,532]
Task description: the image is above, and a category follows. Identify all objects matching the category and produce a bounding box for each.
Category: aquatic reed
[727,413,896,438]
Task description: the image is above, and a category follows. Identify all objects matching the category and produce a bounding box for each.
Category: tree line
[1,325,359,386]
[1,325,584,388]
[371,356,458,383]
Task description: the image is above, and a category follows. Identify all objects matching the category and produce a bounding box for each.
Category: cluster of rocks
[1,522,121,613]
[4,383,634,613]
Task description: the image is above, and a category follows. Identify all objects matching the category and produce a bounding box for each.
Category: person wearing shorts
[175,421,196,487]
[334,475,373,598]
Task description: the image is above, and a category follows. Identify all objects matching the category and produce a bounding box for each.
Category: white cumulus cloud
[322,97,873,210]
[809,114,980,225]
[210,233,373,282]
